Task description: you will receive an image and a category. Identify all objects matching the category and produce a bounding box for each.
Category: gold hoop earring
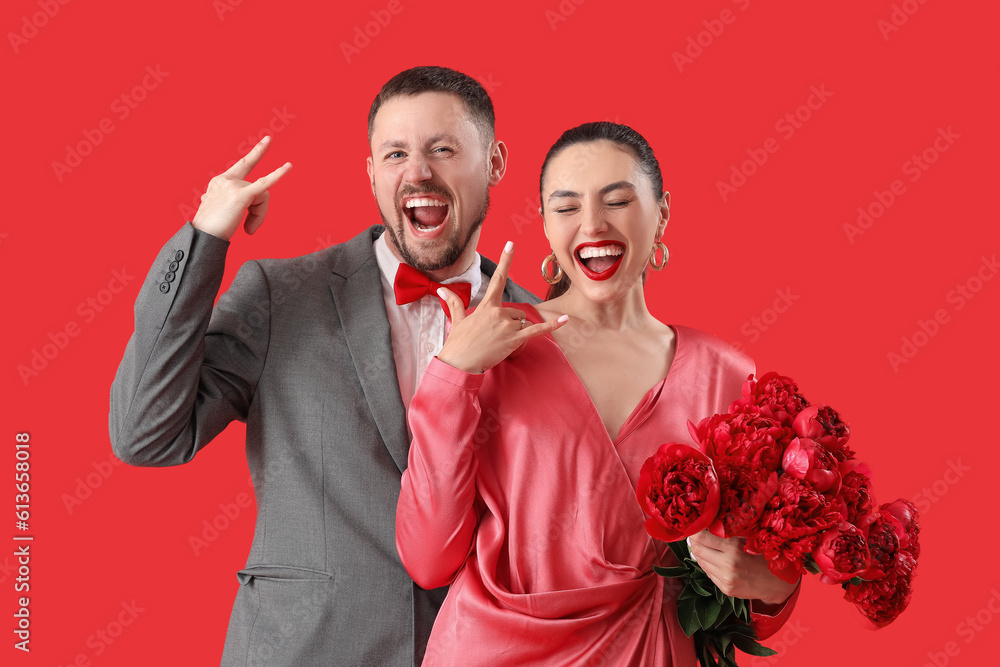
[649,241,669,271]
[541,253,564,284]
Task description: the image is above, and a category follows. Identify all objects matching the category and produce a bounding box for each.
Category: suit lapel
[327,227,410,473]
[326,228,542,474]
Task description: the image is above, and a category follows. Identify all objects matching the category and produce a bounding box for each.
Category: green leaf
[695,595,723,629]
[655,565,690,578]
[731,633,778,657]
[680,584,700,601]
[668,540,691,562]
[678,597,700,637]
[689,578,712,597]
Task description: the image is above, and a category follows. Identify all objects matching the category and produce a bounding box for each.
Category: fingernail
[436,288,448,299]
[557,314,569,323]
[504,241,514,254]
[261,136,270,144]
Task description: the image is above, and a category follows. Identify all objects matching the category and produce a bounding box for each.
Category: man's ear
[366,156,375,197]
[488,140,508,187]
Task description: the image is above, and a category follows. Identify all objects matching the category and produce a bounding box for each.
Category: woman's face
[541,140,668,302]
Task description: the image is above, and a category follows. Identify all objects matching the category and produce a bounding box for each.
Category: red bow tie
[393,263,472,317]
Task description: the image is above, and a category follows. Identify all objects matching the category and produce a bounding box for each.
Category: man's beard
[380,189,490,273]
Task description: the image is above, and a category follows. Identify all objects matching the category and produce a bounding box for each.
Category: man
[109,66,540,666]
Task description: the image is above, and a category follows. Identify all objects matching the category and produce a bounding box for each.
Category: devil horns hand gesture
[436,242,569,374]
[192,136,293,241]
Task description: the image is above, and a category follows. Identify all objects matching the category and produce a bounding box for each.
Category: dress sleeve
[396,357,486,590]
[748,580,801,641]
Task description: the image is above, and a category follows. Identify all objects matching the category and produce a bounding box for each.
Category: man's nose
[403,153,433,183]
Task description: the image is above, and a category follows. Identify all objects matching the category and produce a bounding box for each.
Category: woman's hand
[688,530,799,609]
[436,242,568,374]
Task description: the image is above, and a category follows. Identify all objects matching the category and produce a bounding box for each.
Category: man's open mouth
[403,196,450,234]
[575,241,625,281]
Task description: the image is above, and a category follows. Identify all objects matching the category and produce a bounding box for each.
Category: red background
[4,0,998,665]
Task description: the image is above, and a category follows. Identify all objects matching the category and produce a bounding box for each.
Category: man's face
[367,91,505,280]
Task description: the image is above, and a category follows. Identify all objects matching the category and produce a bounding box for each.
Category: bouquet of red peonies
[637,372,920,666]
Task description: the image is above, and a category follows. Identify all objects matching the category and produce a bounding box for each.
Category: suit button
[164,271,175,282]
[159,282,170,294]
[174,250,185,261]
[168,261,179,272]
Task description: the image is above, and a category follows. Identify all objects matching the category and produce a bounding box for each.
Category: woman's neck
[548,284,655,332]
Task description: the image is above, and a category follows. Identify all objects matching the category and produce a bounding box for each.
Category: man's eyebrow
[376,134,463,153]
[548,182,637,201]
[377,139,408,153]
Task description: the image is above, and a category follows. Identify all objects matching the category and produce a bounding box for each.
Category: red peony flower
[882,499,921,559]
[844,551,916,628]
[834,461,877,525]
[689,412,793,474]
[637,443,721,543]
[792,405,854,461]
[812,521,870,584]
[730,372,810,427]
[781,438,842,494]
[745,477,842,584]
[709,463,779,539]
[858,510,904,580]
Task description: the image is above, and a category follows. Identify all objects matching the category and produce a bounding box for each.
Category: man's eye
[386,151,405,159]
[555,207,578,214]
[433,147,453,154]
[607,200,631,208]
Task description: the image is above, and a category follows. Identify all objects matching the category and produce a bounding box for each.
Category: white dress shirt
[374,231,488,412]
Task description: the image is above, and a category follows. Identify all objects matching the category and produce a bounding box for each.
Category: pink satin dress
[396,305,797,666]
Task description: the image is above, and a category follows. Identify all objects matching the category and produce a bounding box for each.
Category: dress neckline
[520,303,681,445]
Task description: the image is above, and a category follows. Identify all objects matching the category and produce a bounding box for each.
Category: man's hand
[436,242,568,374]
[688,530,799,607]
[192,136,293,240]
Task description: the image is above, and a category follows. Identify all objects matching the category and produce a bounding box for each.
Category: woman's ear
[657,191,671,238]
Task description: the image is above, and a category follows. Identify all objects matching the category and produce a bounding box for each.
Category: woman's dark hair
[538,122,664,299]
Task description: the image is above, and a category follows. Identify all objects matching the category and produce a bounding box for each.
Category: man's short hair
[368,66,496,146]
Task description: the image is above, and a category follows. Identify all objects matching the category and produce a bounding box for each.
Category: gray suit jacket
[109,223,538,666]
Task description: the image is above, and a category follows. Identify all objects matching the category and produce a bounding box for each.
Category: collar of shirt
[373,231,486,309]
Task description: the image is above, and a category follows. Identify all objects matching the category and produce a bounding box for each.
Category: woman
[396,122,799,665]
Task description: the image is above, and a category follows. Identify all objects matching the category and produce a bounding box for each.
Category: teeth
[577,245,624,259]
[405,198,448,208]
[414,222,442,231]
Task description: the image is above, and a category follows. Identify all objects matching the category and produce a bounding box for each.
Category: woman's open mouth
[575,241,625,281]
[403,196,450,237]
